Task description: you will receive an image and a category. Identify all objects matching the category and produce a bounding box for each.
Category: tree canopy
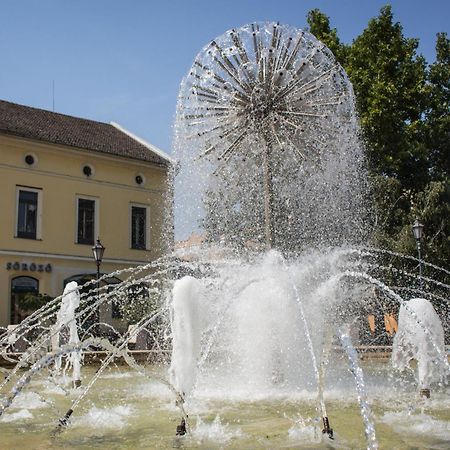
[307,5,449,269]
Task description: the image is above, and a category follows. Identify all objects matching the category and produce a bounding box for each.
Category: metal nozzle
[58,409,73,427]
[51,408,73,436]
[420,388,431,398]
[322,416,334,439]
[176,418,187,436]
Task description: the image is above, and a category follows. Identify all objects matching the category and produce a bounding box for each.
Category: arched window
[10,276,39,324]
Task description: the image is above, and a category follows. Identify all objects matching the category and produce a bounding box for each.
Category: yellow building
[0,99,173,327]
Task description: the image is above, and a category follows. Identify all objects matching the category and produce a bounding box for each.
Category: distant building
[0,99,173,327]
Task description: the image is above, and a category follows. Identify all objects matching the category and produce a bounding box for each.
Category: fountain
[0,22,449,449]
[392,297,447,398]
[51,281,82,388]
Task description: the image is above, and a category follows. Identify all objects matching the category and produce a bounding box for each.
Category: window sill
[14,236,42,241]
[130,247,149,251]
[75,241,95,246]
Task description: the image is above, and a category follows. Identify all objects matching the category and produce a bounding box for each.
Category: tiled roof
[0,99,171,166]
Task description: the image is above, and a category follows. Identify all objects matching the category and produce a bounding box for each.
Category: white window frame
[75,195,99,244]
[15,186,42,240]
[129,203,151,250]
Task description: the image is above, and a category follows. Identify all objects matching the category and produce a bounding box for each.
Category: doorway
[10,276,39,324]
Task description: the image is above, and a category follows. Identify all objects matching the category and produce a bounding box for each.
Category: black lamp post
[91,238,105,324]
[412,219,424,289]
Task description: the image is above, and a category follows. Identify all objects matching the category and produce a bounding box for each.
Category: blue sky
[1,0,448,154]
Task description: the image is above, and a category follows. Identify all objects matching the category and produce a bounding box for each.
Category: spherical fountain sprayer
[178,22,353,251]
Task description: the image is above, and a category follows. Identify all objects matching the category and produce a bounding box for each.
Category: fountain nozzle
[322,416,334,439]
[52,408,73,436]
[59,408,73,427]
[176,418,187,436]
[420,388,431,399]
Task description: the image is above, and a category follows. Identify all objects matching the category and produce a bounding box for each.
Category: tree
[426,32,450,181]
[306,9,348,64]
[346,5,428,192]
[305,7,449,270]
[20,292,53,312]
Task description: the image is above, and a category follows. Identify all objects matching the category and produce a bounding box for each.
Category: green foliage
[306,9,348,64]
[413,181,450,267]
[19,292,53,311]
[426,32,450,181]
[307,6,449,270]
[346,5,428,191]
[114,282,163,325]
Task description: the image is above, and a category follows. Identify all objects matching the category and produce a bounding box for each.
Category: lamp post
[91,238,105,325]
[412,219,424,289]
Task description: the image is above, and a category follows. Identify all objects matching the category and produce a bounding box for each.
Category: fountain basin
[1,362,449,449]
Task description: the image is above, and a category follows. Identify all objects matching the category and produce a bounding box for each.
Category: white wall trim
[111,122,176,165]
[0,249,148,265]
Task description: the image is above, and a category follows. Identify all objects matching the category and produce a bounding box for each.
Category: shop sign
[6,262,52,273]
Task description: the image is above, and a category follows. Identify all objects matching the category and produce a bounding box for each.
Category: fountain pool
[1,21,449,449]
[1,363,449,449]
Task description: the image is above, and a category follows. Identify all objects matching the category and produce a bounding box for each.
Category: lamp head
[412,219,424,241]
[92,238,105,264]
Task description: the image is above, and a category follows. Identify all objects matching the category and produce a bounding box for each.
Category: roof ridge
[0,99,110,126]
[110,122,174,164]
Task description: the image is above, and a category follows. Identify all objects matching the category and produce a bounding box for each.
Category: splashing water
[0,21,448,450]
[174,21,369,250]
[392,298,447,389]
[51,281,82,386]
[339,326,378,449]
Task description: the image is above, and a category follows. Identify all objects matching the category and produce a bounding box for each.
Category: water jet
[0,21,448,450]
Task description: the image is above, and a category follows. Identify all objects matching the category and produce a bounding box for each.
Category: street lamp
[412,219,424,289]
[91,238,105,325]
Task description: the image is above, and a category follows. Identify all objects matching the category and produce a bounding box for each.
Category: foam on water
[10,391,48,410]
[0,408,33,423]
[288,422,321,444]
[191,415,244,444]
[381,411,450,441]
[73,405,133,430]
[133,379,172,400]
[101,371,134,379]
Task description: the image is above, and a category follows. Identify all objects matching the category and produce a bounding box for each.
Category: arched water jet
[338,326,378,450]
[280,254,333,438]
[0,246,447,446]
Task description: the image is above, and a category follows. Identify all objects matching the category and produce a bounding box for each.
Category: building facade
[0,99,173,327]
